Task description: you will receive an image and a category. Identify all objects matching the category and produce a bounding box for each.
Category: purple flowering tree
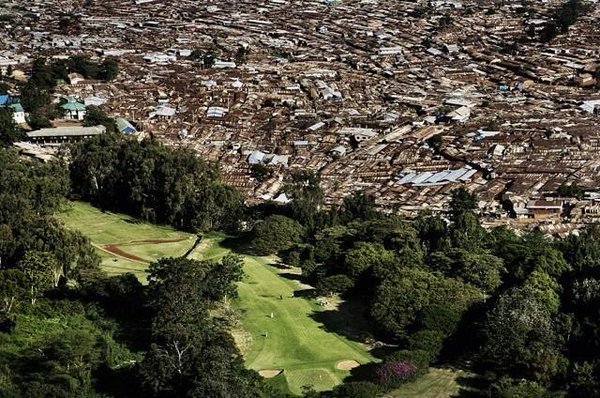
[376,360,417,387]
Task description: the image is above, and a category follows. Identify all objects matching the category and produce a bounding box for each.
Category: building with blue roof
[0,95,26,124]
[115,117,137,134]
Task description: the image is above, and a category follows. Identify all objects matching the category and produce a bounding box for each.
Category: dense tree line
[0,148,114,396]
[69,134,244,232]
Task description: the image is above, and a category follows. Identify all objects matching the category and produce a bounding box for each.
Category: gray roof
[27,125,106,138]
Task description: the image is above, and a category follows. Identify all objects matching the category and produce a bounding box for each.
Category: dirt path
[103,244,149,262]
[117,238,188,246]
[95,238,192,264]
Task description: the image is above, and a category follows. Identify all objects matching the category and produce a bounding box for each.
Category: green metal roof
[8,103,24,113]
[61,99,86,111]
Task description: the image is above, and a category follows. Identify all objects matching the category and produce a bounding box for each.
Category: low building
[61,98,87,120]
[8,103,26,124]
[115,117,137,134]
[27,125,105,145]
[527,200,563,218]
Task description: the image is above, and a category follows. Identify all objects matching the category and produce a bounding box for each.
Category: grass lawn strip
[237,256,374,394]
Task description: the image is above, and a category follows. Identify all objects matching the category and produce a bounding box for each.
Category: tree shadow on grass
[220,234,254,255]
[292,288,316,298]
[454,373,489,397]
[343,362,380,383]
[123,218,142,225]
[309,298,381,347]
[277,271,304,283]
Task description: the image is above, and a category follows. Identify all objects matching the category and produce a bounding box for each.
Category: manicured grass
[97,251,148,280]
[58,201,195,282]
[237,256,374,394]
[387,368,466,398]
[58,202,191,245]
[121,239,195,260]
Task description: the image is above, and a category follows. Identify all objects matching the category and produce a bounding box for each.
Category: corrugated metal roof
[27,126,106,138]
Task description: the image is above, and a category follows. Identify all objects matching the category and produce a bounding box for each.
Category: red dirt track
[102,238,189,262]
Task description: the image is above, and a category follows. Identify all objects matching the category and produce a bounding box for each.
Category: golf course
[58,202,376,394]
[59,202,466,396]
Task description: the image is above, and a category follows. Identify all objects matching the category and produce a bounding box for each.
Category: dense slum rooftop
[3,0,600,233]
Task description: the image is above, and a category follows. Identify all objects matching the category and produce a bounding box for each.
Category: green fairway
[192,236,375,395]
[58,202,195,282]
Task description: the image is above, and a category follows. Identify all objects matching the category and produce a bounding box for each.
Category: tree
[16,251,56,304]
[203,51,216,68]
[560,226,600,272]
[524,271,561,313]
[428,248,504,294]
[99,58,119,81]
[371,268,481,339]
[415,214,450,252]
[449,187,477,219]
[29,58,55,89]
[408,329,445,359]
[235,45,250,64]
[19,82,51,112]
[208,254,244,303]
[0,108,22,146]
[250,163,270,182]
[0,269,27,313]
[27,109,52,130]
[69,135,243,232]
[68,56,101,80]
[142,256,273,398]
[489,377,554,398]
[344,242,397,281]
[557,183,584,199]
[328,381,381,398]
[482,286,563,379]
[284,171,325,232]
[83,105,117,133]
[32,329,102,391]
[316,274,354,296]
[250,215,305,255]
[339,191,377,223]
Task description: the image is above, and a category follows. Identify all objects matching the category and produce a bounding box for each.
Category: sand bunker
[259,369,283,378]
[336,360,360,370]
